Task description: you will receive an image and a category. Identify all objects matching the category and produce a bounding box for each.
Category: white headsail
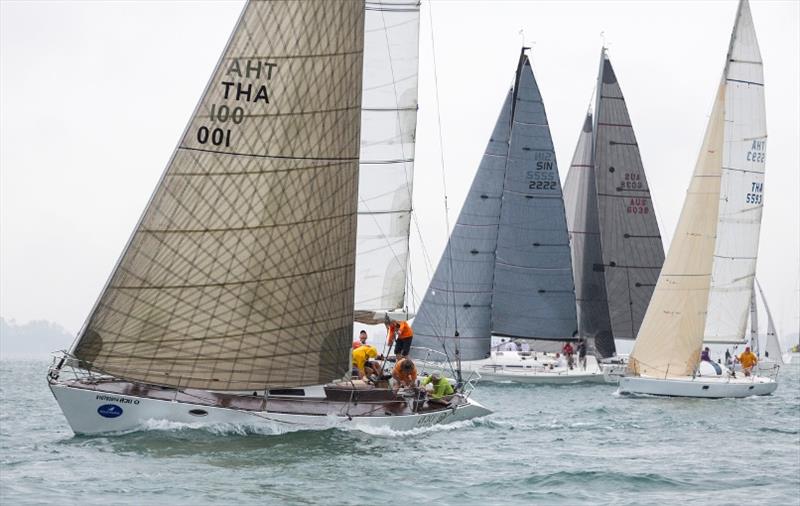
[354,1,420,323]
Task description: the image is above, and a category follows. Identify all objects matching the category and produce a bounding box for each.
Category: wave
[522,470,694,489]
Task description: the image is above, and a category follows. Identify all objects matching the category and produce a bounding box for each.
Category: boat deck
[57,376,453,418]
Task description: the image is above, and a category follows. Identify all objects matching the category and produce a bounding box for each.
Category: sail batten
[72,0,367,391]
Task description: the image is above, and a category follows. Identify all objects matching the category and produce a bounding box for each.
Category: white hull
[618,374,778,398]
[456,352,606,384]
[49,382,491,436]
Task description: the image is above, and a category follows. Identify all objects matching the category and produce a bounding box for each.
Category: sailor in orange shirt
[386,319,414,358]
[391,357,417,391]
[737,346,758,377]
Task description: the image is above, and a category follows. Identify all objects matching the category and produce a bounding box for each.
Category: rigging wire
[426,0,462,383]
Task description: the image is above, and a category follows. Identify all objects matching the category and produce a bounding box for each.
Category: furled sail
[412,91,513,360]
[491,54,577,341]
[71,0,366,390]
[630,0,766,378]
[354,1,420,323]
[563,112,614,358]
[593,50,664,344]
[413,50,576,360]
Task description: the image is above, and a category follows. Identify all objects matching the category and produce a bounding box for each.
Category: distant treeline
[0,318,74,359]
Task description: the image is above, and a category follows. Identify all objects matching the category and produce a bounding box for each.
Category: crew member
[386,319,414,358]
[391,357,417,391]
[352,343,381,380]
[421,372,454,405]
[353,329,368,350]
[737,346,758,377]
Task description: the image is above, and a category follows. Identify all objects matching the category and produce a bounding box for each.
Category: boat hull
[617,375,778,398]
[457,352,607,385]
[49,382,491,436]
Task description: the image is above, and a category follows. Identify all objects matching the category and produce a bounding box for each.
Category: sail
[749,289,759,354]
[630,83,725,378]
[756,280,784,365]
[354,1,420,322]
[631,0,766,377]
[412,91,513,360]
[703,0,767,344]
[71,1,366,390]
[563,112,615,358]
[491,53,577,341]
[593,51,664,343]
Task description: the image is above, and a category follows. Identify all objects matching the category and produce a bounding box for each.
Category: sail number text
[194,59,278,149]
[746,139,766,163]
[527,152,557,190]
[745,182,763,205]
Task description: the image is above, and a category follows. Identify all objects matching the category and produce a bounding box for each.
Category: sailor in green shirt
[421,372,454,405]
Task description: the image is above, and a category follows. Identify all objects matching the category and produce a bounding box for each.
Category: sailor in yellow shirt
[737,347,758,377]
[352,344,380,380]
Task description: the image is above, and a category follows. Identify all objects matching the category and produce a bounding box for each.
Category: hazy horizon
[2,1,798,338]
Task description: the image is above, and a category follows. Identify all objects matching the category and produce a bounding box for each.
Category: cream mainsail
[630,0,766,378]
[72,1,368,391]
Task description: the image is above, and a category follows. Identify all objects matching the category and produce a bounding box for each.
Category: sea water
[1,359,798,505]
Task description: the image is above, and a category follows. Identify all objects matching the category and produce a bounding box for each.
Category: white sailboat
[48,0,490,436]
[411,49,605,384]
[619,0,778,398]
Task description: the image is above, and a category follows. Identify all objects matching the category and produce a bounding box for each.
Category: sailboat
[619,0,778,398]
[562,49,665,370]
[47,0,490,436]
[411,49,603,384]
[753,279,786,368]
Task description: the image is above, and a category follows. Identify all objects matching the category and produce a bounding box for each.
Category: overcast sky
[1,0,798,339]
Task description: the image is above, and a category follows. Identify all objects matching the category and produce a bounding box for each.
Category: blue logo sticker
[97,404,123,418]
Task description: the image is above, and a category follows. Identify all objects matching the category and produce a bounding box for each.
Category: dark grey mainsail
[411,91,513,360]
[563,112,614,358]
[491,55,577,340]
[413,50,576,360]
[592,50,664,343]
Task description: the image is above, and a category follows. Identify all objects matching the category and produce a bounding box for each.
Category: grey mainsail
[592,50,664,343]
[491,54,577,340]
[71,1,366,391]
[411,91,513,360]
[413,50,576,359]
[563,112,614,358]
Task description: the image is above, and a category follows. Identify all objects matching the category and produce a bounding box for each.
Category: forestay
[354,1,420,323]
[630,0,766,377]
[72,0,366,391]
[563,112,614,358]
